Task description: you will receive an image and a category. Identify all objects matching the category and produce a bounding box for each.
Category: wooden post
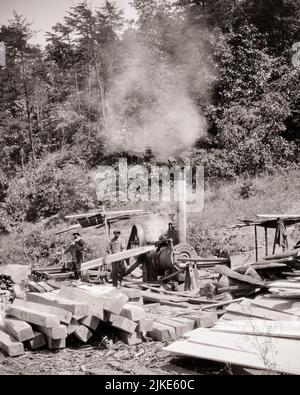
[264,227,268,256]
[254,226,258,262]
[272,224,278,254]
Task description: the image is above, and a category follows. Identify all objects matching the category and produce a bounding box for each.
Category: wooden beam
[254,226,258,262]
[7,306,60,328]
[265,227,268,256]
[213,265,264,287]
[5,318,34,342]
[13,299,72,325]
[26,331,46,350]
[35,325,67,340]
[0,329,24,356]
[225,302,300,321]
[80,245,156,271]
[26,292,89,316]
[74,325,93,343]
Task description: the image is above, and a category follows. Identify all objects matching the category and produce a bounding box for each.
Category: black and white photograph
[0,0,299,378]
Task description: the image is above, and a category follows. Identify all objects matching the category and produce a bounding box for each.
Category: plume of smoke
[143,213,169,242]
[104,11,214,161]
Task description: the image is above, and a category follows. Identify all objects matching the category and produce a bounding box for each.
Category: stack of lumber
[164,296,300,374]
[27,280,59,293]
[0,285,153,356]
[147,311,218,341]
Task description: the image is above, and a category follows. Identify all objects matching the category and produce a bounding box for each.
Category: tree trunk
[94,61,107,131]
[24,81,35,162]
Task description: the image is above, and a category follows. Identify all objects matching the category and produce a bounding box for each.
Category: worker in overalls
[107,230,126,288]
[65,233,86,280]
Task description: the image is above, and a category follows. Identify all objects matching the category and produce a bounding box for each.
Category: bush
[0,222,66,266]
[236,180,258,199]
[4,155,98,225]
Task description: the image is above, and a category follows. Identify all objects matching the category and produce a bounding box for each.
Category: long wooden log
[80,245,156,271]
[213,265,265,287]
[263,248,300,261]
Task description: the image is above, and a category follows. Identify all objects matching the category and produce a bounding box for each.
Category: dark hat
[113,230,121,235]
[73,232,80,237]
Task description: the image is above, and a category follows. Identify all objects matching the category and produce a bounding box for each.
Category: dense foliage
[0,0,299,231]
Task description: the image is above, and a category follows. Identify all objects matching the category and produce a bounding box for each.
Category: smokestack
[169,155,189,244]
[177,167,187,244]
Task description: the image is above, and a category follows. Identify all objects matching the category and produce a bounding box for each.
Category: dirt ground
[0,337,228,376]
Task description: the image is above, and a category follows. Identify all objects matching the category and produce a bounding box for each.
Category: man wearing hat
[65,233,86,280]
[107,230,126,288]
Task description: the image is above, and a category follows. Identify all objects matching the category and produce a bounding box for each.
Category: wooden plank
[141,291,188,303]
[0,329,24,357]
[148,322,176,341]
[120,304,146,322]
[183,329,300,374]
[267,281,300,290]
[79,315,100,331]
[213,266,264,286]
[26,292,89,316]
[202,297,244,310]
[35,324,67,340]
[5,317,34,342]
[225,301,300,321]
[268,289,300,298]
[81,245,156,271]
[256,214,300,219]
[109,314,137,334]
[263,248,300,261]
[219,313,264,322]
[163,338,287,374]
[13,299,72,324]
[7,306,60,328]
[46,281,62,290]
[28,281,45,293]
[250,298,300,316]
[38,282,55,292]
[74,325,93,343]
[25,331,46,350]
[212,320,300,339]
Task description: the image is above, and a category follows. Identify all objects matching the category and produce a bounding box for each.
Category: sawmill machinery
[61,154,232,286]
